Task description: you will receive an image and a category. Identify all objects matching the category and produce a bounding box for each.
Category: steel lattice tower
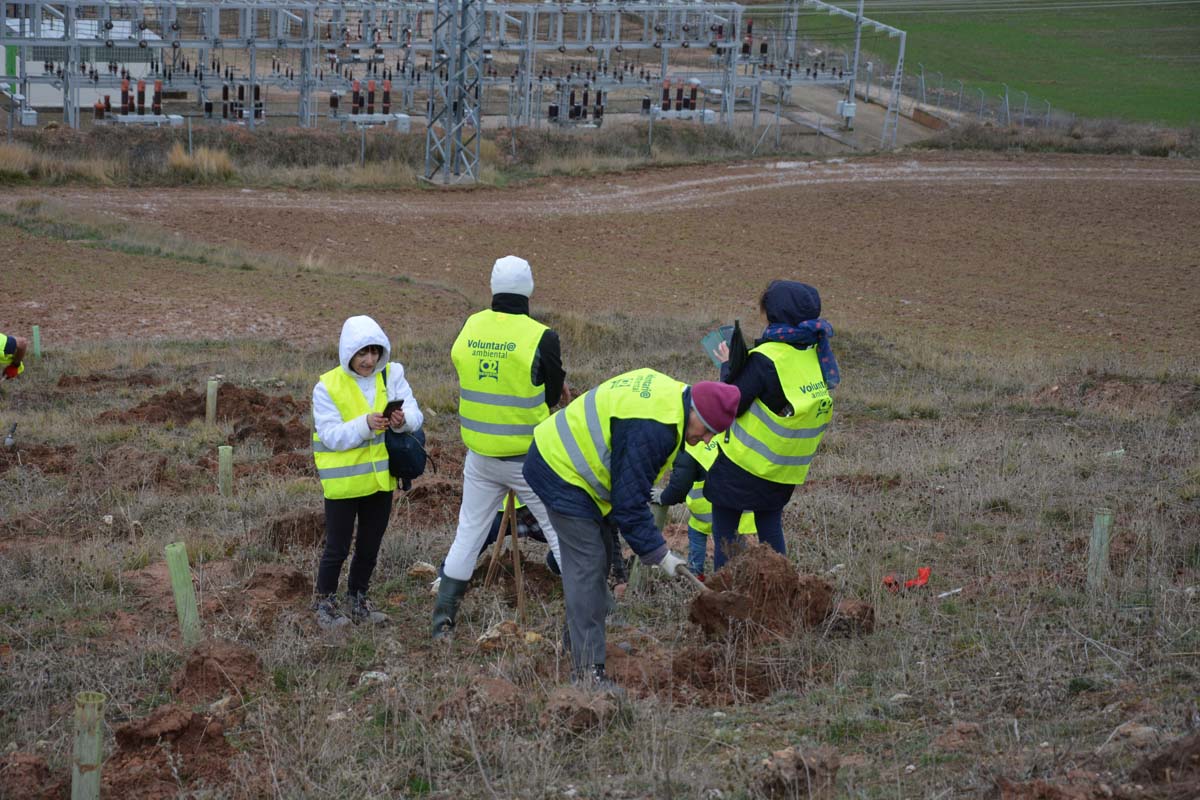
[424,0,482,184]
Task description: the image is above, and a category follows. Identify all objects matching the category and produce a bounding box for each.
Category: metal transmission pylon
[880,31,906,148]
[424,0,483,184]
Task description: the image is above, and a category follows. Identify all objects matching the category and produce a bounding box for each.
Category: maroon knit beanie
[691,382,740,433]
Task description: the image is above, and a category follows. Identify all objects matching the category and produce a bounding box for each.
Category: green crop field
[765,1,1200,126]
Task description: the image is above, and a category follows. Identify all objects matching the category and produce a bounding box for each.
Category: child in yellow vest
[652,439,755,579]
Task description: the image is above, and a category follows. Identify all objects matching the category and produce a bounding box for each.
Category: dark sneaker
[573,664,627,699]
[348,593,388,625]
[315,595,351,631]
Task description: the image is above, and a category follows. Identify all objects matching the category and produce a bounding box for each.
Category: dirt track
[5,152,1199,358]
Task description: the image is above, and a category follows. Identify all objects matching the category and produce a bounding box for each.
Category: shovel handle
[676,565,710,593]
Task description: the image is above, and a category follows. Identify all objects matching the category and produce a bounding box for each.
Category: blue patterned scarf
[760,320,840,389]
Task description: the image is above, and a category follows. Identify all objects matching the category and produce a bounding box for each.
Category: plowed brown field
[4,152,1199,359]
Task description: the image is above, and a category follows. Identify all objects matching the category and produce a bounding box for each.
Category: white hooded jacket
[312,315,424,452]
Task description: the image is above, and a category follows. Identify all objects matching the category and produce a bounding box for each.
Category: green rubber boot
[431,575,470,640]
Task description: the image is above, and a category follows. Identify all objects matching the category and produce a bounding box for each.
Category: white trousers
[442,449,562,582]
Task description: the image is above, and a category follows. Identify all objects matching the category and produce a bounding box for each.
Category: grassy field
[0,176,1198,796]
[776,2,1200,126]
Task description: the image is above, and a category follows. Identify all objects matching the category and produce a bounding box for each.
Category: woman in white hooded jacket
[312,315,423,629]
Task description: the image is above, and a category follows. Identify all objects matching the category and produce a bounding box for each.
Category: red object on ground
[905,567,932,589]
[883,567,931,593]
[3,365,18,380]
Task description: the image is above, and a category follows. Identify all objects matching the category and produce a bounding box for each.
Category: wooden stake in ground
[218,445,233,497]
[1087,507,1114,593]
[30,324,40,359]
[71,690,104,800]
[205,379,219,426]
[483,490,526,622]
[164,542,201,645]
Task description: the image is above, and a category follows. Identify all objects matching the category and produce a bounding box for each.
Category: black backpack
[381,367,431,490]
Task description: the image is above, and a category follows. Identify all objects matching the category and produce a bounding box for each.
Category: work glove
[649,487,664,505]
[2,365,18,380]
[655,550,686,579]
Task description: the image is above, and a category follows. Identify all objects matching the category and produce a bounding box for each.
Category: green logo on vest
[478,358,500,381]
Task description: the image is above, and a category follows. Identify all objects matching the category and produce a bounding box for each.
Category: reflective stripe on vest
[683,440,756,536]
[451,309,549,457]
[535,368,686,517]
[721,341,833,485]
[312,367,396,499]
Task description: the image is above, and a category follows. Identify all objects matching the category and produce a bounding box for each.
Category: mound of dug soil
[690,546,834,639]
[259,509,325,551]
[432,676,525,727]
[104,705,235,800]
[172,640,261,703]
[98,385,310,454]
[58,370,164,390]
[540,686,618,733]
[0,751,64,800]
[0,444,77,475]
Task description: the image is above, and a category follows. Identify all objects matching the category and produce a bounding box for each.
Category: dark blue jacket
[704,280,823,512]
[523,389,692,565]
[658,447,701,507]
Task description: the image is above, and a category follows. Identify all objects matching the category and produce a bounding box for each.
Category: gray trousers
[548,508,617,673]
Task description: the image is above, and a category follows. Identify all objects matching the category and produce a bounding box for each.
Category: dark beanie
[762,280,821,325]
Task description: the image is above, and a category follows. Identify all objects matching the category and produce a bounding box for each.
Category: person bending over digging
[312,315,424,630]
[523,369,739,692]
[0,332,28,380]
[705,280,839,571]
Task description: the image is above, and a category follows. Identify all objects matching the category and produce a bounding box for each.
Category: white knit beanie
[490,255,535,297]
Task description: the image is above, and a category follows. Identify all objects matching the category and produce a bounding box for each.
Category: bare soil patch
[172,640,262,704]
[7,154,1198,358]
[100,385,310,455]
[432,675,525,727]
[259,509,325,551]
[103,704,237,800]
[0,751,64,800]
[0,444,76,476]
[692,546,835,639]
[57,370,164,390]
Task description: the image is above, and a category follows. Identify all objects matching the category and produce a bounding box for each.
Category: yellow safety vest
[721,341,832,485]
[534,368,685,517]
[683,440,756,536]
[311,367,396,500]
[0,334,23,376]
[451,310,550,457]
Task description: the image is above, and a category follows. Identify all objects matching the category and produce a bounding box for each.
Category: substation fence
[0,0,909,182]
[848,56,1074,131]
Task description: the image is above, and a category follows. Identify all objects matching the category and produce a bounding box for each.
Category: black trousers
[316,490,393,597]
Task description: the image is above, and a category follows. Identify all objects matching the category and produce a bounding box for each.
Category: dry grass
[166,143,236,184]
[1,119,832,189]
[0,141,115,185]
[1,295,1197,796]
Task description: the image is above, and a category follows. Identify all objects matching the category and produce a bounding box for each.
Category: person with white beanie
[432,255,569,639]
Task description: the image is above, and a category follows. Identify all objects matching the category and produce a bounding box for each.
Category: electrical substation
[1,0,906,182]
